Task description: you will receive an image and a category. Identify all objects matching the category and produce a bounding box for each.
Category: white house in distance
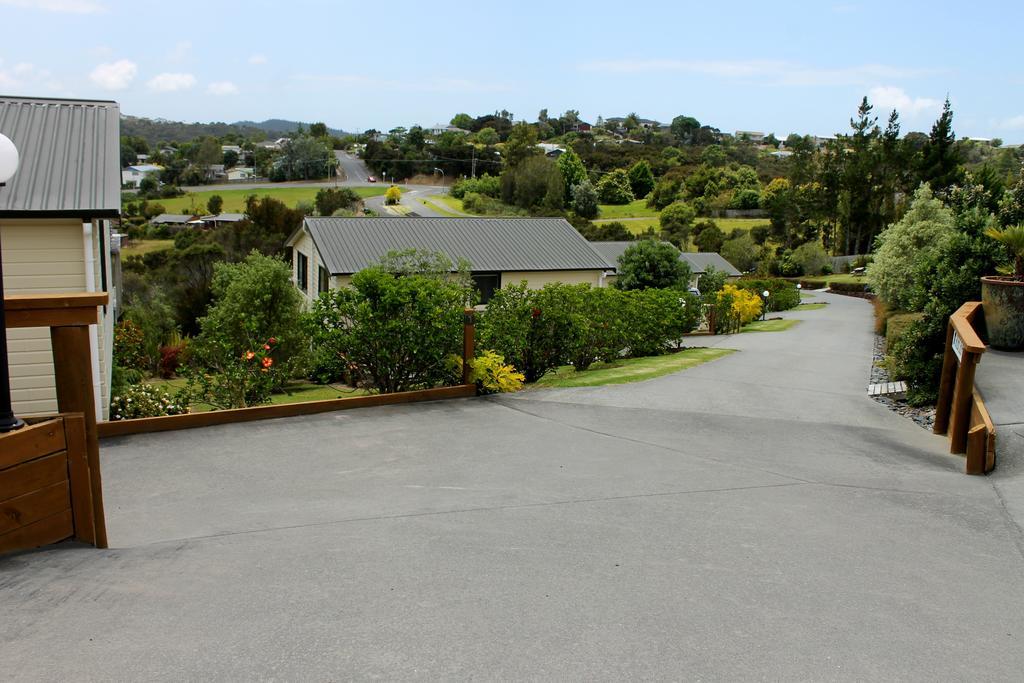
[286,217,616,305]
[121,163,163,188]
[0,95,121,420]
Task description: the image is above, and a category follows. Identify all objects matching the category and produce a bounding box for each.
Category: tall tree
[556,147,587,201]
[502,122,539,169]
[920,97,963,194]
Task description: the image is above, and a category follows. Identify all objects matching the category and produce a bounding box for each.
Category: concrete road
[3,293,1024,680]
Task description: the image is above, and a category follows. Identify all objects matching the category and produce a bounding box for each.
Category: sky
[2,0,1023,142]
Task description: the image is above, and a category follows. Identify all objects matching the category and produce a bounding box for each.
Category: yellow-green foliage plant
[717,284,762,332]
[470,350,525,394]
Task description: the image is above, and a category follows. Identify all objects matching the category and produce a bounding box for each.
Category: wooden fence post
[933,322,956,435]
[462,309,475,385]
[948,352,980,455]
[966,425,988,475]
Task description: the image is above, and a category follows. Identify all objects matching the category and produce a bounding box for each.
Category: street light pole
[0,132,24,432]
[762,290,770,321]
[433,167,445,193]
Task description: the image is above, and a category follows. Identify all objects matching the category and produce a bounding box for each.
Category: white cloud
[579,59,937,87]
[998,115,1024,130]
[89,59,137,90]
[867,86,941,117]
[248,54,268,65]
[207,81,239,96]
[0,61,63,91]
[0,0,105,12]
[147,72,197,92]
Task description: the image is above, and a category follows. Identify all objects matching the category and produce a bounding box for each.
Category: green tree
[450,113,474,130]
[216,195,305,260]
[556,147,588,201]
[597,168,635,204]
[867,185,956,311]
[789,240,830,275]
[475,127,499,146]
[502,122,539,169]
[670,115,701,144]
[693,223,725,253]
[659,201,697,248]
[206,194,223,215]
[615,240,691,290]
[721,233,758,272]
[627,160,655,199]
[195,136,222,167]
[315,187,359,216]
[309,122,328,138]
[570,180,600,219]
[919,97,962,194]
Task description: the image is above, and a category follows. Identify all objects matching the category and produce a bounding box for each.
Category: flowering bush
[713,284,763,334]
[158,340,188,378]
[110,383,189,421]
[113,319,148,371]
[183,337,284,409]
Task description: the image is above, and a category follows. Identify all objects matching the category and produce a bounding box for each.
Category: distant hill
[233,119,349,137]
[120,115,349,145]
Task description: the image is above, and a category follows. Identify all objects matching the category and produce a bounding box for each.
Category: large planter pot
[982,276,1024,350]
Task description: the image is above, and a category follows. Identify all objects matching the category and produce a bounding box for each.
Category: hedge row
[734,278,801,312]
[478,282,701,382]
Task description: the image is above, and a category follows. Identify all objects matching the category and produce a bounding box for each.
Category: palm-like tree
[985,224,1024,280]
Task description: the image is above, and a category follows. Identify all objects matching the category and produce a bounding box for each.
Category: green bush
[885,312,924,350]
[307,268,468,393]
[113,319,148,371]
[734,278,800,311]
[450,174,501,200]
[615,240,692,291]
[110,383,189,421]
[597,168,635,205]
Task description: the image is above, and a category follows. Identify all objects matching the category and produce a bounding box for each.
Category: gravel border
[870,334,936,431]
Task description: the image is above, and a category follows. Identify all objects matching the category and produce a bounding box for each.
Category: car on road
[367,175,377,183]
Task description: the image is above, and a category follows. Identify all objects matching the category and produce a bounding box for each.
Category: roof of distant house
[679,252,742,277]
[0,96,121,217]
[150,213,196,224]
[589,241,742,277]
[298,217,616,275]
[201,213,245,222]
[124,164,163,173]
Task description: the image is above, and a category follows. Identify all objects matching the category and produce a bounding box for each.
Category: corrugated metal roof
[0,96,121,216]
[304,217,615,275]
[151,214,195,224]
[589,241,741,276]
[679,252,742,277]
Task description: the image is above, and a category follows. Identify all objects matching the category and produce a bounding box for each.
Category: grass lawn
[419,196,466,216]
[150,378,370,412]
[795,302,828,311]
[595,217,660,236]
[121,238,174,257]
[741,319,801,333]
[534,347,735,388]
[156,186,386,214]
[800,273,867,286]
[596,199,659,219]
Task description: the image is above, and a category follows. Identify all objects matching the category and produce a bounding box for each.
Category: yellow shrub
[470,350,525,394]
[385,185,401,205]
[716,284,763,333]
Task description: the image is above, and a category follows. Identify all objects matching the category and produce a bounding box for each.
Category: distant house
[150,214,197,230]
[589,241,741,289]
[537,143,566,157]
[255,137,289,151]
[735,131,766,144]
[770,150,794,158]
[221,144,242,155]
[121,163,163,188]
[285,217,616,305]
[606,117,661,132]
[0,95,121,420]
[206,164,226,180]
[429,123,470,136]
[200,213,246,227]
[226,166,255,181]
[572,121,592,133]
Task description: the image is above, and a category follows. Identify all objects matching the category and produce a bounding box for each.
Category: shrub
[185,252,308,408]
[113,319,148,371]
[721,233,758,272]
[734,278,800,311]
[627,160,655,199]
[615,240,692,291]
[713,284,763,334]
[660,201,697,248]
[385,185,401,205]
[885,312,924,350]
[790,241,830,276]
[570,180,600,219]
[469,351,525,394]
[110,383,189,421]
[307,268,468,393]
[308,347,349,385]
[451,174,501,200]
[698,265,727,295]
[828,281,871,294]
[462,192,524,216]
[597,169,635,205]
[315,187,360,216]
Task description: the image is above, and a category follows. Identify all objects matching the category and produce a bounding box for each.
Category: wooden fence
[933,301,995,474]
[2,291,110,553]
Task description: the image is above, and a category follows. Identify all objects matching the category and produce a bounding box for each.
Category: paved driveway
[3,293,1023,680]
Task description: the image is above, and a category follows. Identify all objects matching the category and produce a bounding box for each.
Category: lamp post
[0,132,24,432]
[433,167,445,193]
[762,289,770,321]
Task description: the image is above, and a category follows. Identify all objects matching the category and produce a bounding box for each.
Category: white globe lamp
[0,133,18,185]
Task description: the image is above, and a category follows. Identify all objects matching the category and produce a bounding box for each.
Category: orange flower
[261,356,274,368]
[244,351,256,360]
[263,344,271,350]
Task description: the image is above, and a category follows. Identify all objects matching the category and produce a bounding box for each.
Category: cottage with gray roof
[590,241,741,289]
[286,217,616,303]
[0,95,121,420]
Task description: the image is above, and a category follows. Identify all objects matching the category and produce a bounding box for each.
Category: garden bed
[869,334,934,431]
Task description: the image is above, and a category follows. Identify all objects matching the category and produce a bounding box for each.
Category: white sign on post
[952,330,964,362]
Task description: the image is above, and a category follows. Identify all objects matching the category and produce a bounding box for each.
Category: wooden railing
[4,292,109,546]
[933,301,995,474]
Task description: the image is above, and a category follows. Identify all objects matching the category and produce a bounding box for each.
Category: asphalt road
[3,293,1024,680]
